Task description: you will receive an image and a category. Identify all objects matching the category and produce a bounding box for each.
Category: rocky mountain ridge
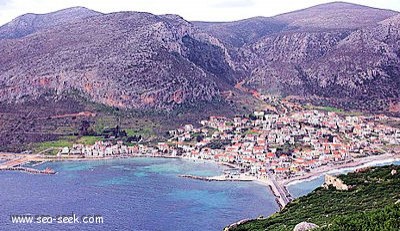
[0,7,101,39]
[0,2,399,112]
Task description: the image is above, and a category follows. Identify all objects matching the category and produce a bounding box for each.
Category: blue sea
[287,160,400,198]
[2,158,398,231]
[0,158,279,231]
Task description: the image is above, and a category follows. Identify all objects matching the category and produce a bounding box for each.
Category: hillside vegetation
[231,165,400,231]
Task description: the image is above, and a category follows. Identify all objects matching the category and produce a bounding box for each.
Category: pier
[181,173,292,209]
[0,167,56,175]
[180,174,253,182]
[0,154,56,175]
[267,173,292,209]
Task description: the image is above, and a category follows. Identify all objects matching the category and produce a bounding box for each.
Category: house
[158,143,169,152]
[85,149,104,158]
[254,111,265,118]
[61,147,70,155]
[184,124,194,132]
[275,167,289,176]
[253,146,264,155]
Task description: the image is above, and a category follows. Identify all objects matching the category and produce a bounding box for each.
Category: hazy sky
[0,0,399,25]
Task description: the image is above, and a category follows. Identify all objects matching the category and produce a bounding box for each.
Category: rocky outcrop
[293,222,319,231]
[322,174,350,191]
[224,219,251,231]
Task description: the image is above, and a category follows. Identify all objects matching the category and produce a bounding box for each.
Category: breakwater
[180,174,253,182]
[0,167,56,175]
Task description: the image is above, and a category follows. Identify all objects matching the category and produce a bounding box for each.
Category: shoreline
[3,152,400,184]
[2,152,400,208]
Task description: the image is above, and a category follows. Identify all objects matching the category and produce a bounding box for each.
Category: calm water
[288,160,400,198]
[0,158,278,231]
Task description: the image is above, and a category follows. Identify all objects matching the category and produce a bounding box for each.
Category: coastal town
[57,106,399,179]
[1,101,399,208]
[44,102,399,206]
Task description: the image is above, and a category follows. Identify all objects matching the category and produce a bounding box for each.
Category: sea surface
[287,160,400,198]
[0,158,279,231]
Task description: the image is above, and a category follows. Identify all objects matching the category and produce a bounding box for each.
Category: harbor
[0,153,56,175]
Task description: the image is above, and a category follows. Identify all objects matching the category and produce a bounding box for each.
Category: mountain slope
[194,17,287,47]
[240,12,400,111]
[225,3,400,112]
[193,3,400,112]
[1,2,398,113]
[274,1,398,30]
[0,11,237,110]
[194,2,398,48]
[0,7,101,39]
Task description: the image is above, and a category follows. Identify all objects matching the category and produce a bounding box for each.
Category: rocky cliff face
[201,2,399,112]
[0,2,399,112]
[238,10,400,110]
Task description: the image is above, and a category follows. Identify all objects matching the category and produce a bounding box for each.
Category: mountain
[192,3,400,112]
[0,11,236,109]
[274,1,398,30]
[1,2,398,112]
[232,2,400,111]
[194,2,398,48]
[0,7,101,39]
